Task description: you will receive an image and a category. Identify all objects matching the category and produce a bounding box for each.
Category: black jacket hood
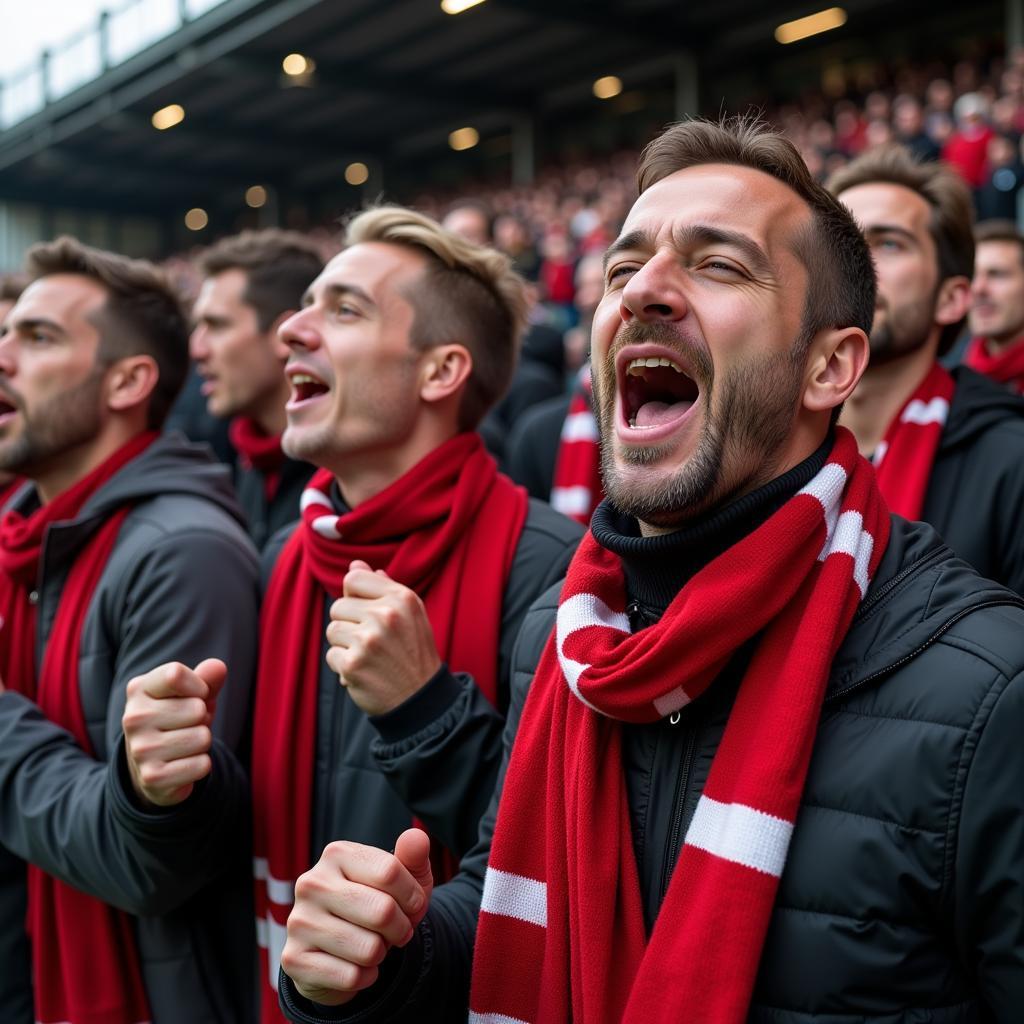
[942,365,1024,450]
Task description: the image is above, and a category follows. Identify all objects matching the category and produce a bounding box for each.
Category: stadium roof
[0,0,1003,240]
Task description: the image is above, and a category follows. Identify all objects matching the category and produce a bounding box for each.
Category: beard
[0,367,106,477]
[594,321,805,528]
[868,290,936,365]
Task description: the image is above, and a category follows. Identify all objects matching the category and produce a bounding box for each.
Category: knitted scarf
[964,335,1024,394]
[251,432,527,1019]
[470,428,889,1024]
[230,415,286,501]
[0,432,157,1024]
[872,362,955,521]
[550,364,602,525]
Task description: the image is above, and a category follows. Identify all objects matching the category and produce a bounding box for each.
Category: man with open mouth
[276,118,1024,1024]
[0,237,259,1024]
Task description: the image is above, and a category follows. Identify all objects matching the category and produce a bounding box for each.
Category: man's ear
[269,310,295,362]
[802,326,870,415]
[419,344,473,406]
[105,355,159,414]
[935,275,971,327]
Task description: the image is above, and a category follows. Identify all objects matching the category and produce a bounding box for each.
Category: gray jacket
[0,435,260,1024]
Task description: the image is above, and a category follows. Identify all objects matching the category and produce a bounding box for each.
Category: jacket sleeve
[278,592,561,1023]
[0,525,259,916]
[954,665,1024,1018]
[369,507,580,858]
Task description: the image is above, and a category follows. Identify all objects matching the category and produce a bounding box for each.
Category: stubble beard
[868,292,937,366]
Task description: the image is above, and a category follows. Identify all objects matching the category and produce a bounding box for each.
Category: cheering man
[0,238,259,1024]
[828,146,1024,593]
[277,119,1024,1023]
[191,230,323,547]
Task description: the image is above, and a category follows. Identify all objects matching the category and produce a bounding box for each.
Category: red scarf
[251,433,527,1019]
[550,364,603,525]
[230,416,286,501]
[872,362,955,521]
[470,428,889,1024]
[0,432,157,1024]
[964,335,1024,394]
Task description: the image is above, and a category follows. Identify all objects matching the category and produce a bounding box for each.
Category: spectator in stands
[830,146,1024,592]
[191,230,322,548]
[893,94,941,162]
[493,213,540,280]
[276,116,1024,1024]
[976,134,1024,220]
[966,219,1024,392]
[943,92,995,190]
[0,238,259,1024]
[208,207,574,1019]
[441,199,492,246]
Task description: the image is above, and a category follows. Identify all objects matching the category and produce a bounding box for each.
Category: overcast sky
[0,0,109,77]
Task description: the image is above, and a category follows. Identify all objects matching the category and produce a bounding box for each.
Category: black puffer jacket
[922,365,1024,593]
[282,513,1024,1023]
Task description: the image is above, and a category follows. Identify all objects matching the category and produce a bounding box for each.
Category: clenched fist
[122,658,227,807]
[325,560,442,716]
[281,828,434,1006]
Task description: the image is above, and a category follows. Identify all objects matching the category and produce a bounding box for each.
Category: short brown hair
[827,145,975,354]
[0,273,28,304]
[638,116,877,348]
[25,236,188,428]
[344,206,528,430]
[974,219,1024,264]
[197,229,324,332]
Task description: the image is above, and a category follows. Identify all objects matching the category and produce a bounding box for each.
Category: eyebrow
[603,223,775,279]
[862,224,918,244]
[303,282,377,309]
[12,316,66,337]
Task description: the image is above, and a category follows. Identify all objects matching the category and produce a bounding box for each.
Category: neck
[842,342,937,456]
[249,378,290,437]
[982,331,1024,356]
[330,421,460,508]
[33,422,141,505]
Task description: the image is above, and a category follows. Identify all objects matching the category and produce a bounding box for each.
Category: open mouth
[0,395,18,425]
[287,371,330,406]
[621,354,700,430]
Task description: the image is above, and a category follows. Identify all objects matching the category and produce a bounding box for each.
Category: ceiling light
[441,0,486,13]
[344,162,369,186]
[152,104,185,130]
[184,208,208,231]
[282,53,313,76]
[245,185,268,208]
[774,7,847,44]
[593,76,623,100]
[449,127,480,151]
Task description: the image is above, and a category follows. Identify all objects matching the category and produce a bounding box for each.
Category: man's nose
[279,307,320,352]
[619,255,688,324]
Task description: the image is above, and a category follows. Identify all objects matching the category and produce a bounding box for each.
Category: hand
[325,560,442,716]
[281,828,433,1006]
[122,658,226,807]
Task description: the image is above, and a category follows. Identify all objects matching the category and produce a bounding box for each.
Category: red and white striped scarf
[550,365,602,525]
[251,433,527,1021]
[470,428,889,1024]
[872,362,955,521]
[964,335,1024,395]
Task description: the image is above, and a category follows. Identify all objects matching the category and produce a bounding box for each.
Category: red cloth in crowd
[470,428,889,1024]
[542,260,576,305]
[0,432,158,1024]
[964,336,1024,394]
[550,365,602,525]
[872,362,956,521]
[230,415,286,502]
[251,432,527,1022]
[943,126,995,188]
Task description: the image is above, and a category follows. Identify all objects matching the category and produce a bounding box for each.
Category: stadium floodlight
[282,53,314,76]
[185,208,209,231]
[774,7,847,44]
[245,186,268,208]
[152,104,185,130]
[345,162,370,186]
[593,76,623,100]
[449,127,480,151]
[441,0,486,13]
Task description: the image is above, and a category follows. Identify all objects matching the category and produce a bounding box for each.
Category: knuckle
[377,606,399,630]
[354,932,388,966]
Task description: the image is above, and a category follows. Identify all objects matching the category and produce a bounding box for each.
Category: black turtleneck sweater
[589,436,832,931]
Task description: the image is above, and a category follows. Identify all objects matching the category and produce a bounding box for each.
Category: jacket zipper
[826,597,1024,704]
[660,723,698,903]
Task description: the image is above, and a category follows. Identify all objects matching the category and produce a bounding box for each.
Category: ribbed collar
[591,435,832,620]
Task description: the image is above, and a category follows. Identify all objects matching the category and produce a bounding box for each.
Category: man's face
[279,243,425,470]
[0,274,109,478]
[837,182,940,364]
[593,163,813,529]
[190,269,287,419]
[442,208,489,247]
[970,240,1024,344]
